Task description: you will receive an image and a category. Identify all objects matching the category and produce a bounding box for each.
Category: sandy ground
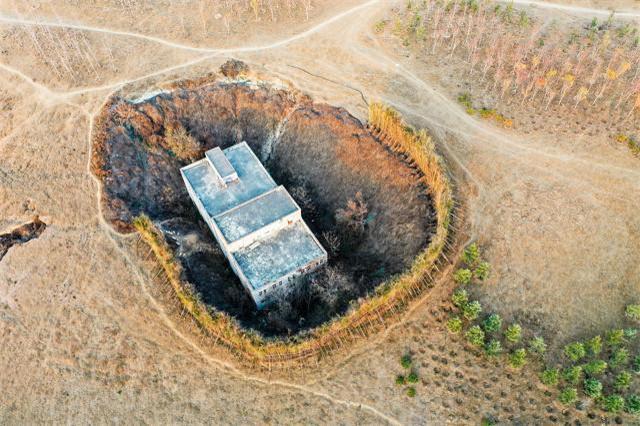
[1,0,639,424]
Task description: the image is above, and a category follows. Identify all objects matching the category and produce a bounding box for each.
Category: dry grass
[133,103,455,371]
[162,124,202,161]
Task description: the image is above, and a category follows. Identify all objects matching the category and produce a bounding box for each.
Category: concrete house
[180,142,327,309]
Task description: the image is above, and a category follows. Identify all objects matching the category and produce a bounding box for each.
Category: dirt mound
[92,76,435,337]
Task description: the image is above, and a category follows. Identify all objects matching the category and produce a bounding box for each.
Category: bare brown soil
[91,75,434,336]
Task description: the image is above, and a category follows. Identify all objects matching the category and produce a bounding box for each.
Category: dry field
[1,0,639,424]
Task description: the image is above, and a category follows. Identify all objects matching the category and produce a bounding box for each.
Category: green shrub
[540,368,560,386]
[583,360,608,376]
[633,355,640,373]
[625,328,638,340]
[585,335,602,356]
[626,304,640,322]
[564,342,586,362]
[458,93,474,110]
[483,314,502,333]
[395,375,406,385]
[447,317,463,334]
[504,324,522,344]
[406,386,416,397]
[466,325,485,347]
[480,417,496,426]
[407,372,419,384]
[626,394,640,414]
[602,394,625,412]
[610,348,630,369]
[583,378,603,398]
[614,371,632,391]
[508,348,527,369]
[558,387,578,405]
[453,268,472,285]
[528,336,547,355]
[607,329,625,347]
[463,301,482,321]
[474,261,491,281]
[451,289,469,308]
[400,354,412,369]
[485,339,503,357]
[462,242,480,266]
[563,366,583,385]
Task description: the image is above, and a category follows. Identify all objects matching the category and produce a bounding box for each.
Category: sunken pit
[92,67,436,337]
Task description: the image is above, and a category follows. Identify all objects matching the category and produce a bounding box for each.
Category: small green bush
[614,371,632,391]
[624,328,638,340]
[602,394,625,412]
[474,261,491,281]
[462,243,480,266]
[485,339,503,357]
[528,336,547,355]
[564,342,586,362]
[540,368,560,386]
[447,317,463,334]
[406,387,416,397]
[407,372,419,384]
[508,348,527,369]
[451,289,469,308]
[626,394,640,414]
[483,314,502,333]
[395,375,406,385]
[610,348,630,369]
[606,329,625,347]
[632,355,640,373]
[558,387,578,405]
[504,324,522,344]
[583,360,608,376]
[453,268,473,285]
[583,378,603,398]
[626,304,640,322]
[463,301,482,321]
[400,354,412,369]
[585,335,602,356]
[563,366,583,386]
[466,325,486,347]
[480,417,496,426]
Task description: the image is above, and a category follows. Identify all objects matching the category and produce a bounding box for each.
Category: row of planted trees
[388,0,640,120]
[448,243,640,416]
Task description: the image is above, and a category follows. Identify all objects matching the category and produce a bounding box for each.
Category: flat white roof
[181,142,327,293]
[182,142,276,217]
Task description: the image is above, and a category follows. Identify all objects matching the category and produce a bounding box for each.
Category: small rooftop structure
[181,142,327,309]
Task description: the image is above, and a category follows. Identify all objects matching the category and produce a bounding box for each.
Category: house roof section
[181,142,277,217]
[213,186,299,243]
[232,220,327,290]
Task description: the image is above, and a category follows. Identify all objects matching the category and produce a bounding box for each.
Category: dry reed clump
[162,124,202,161]
[134,103,455,371]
